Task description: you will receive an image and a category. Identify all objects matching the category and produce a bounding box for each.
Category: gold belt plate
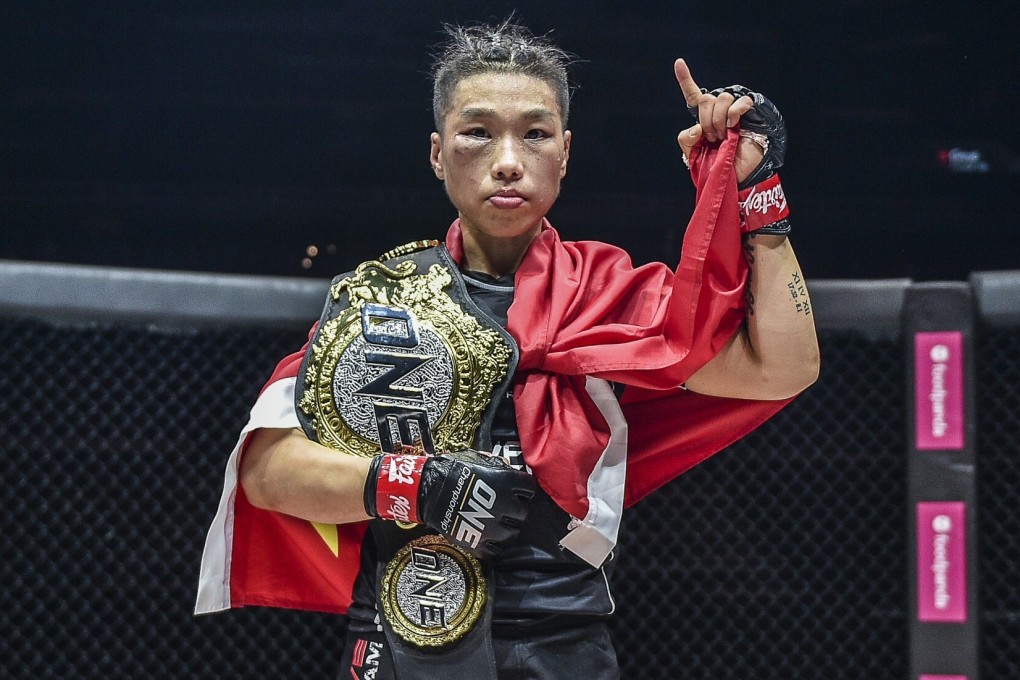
[298,254,512,457]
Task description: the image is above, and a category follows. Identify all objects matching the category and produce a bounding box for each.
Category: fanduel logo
[929,345,949,438]
[917,501,967,622]
[931,514,952,610]
[915,332,964,450]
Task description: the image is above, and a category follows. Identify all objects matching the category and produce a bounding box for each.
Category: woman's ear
[430,132,444,180]
[560,130,572,178]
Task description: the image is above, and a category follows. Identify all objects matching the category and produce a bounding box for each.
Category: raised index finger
[674,58,703,108]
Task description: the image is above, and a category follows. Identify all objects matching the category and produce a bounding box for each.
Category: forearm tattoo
[787,271,811,316]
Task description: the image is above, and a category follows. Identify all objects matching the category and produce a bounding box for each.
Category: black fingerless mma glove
[687,84,788,190]
[688,84,792,235]
[364,450,536,559]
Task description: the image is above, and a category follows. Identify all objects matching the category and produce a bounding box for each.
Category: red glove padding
[738,173,791,235]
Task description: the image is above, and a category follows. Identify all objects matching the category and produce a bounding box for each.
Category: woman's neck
[458,222,541,277]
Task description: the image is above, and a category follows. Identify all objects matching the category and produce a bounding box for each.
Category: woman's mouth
[489,191,525,209]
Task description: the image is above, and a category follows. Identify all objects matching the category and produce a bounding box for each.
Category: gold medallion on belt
[380,535,487,647]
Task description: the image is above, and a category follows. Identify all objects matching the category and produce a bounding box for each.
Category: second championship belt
[295,240,517,677]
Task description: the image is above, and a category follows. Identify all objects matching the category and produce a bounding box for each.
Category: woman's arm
[684,233,819,399]
[240,427,372,524]
[675,58,820,400]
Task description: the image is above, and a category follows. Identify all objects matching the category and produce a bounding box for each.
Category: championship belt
[295,240,517,677]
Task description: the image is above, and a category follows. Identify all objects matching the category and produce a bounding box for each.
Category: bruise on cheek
[451,136,485,157]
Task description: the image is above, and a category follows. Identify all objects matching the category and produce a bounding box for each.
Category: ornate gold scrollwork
[299,245,512,460]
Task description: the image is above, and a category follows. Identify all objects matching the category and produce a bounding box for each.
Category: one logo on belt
[298,258,512,459]
[345,303,446,455]
[381,535,487,647]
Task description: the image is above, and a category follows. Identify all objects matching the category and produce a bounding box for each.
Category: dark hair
[431,20,573,130]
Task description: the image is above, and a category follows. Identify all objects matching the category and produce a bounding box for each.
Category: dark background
[3,1,1018,281]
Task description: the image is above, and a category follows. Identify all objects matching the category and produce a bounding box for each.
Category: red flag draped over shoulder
[195,335,369,615]
[446,128,791,519]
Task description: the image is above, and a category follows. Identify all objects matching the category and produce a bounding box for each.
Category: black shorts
[339,620,620,680]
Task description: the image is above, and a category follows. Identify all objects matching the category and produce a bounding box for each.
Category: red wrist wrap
[738,174,790,232]
[374,454,426,524]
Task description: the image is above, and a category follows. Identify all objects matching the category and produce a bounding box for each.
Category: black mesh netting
[0,318,346,679]
[978,326,1020,679]
[2,319,912,678]
[609,330,908,679]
